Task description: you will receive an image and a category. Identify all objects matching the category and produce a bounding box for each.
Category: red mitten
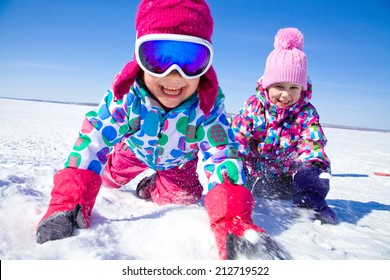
[204,181,290,260]
[36,168,102,244]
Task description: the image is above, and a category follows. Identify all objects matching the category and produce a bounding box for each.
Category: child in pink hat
[36,0,289,260]
[231,27,337,224]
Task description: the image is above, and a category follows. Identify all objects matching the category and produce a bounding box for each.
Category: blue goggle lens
[138,40,211,77]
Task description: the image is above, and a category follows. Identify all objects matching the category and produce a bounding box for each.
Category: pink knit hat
[112,0,218,115]
[262,27,308,91]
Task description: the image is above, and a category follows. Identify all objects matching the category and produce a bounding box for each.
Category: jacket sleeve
[64,89,133,175]
[297,105,331,173]
[198,89,246,190]
[229,95,259,156]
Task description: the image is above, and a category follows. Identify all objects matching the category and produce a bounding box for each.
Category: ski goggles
[135,34,213,79]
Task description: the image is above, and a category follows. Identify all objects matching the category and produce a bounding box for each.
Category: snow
[1,98,390,262]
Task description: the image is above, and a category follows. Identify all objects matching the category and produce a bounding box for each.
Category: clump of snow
[243,229,261,244]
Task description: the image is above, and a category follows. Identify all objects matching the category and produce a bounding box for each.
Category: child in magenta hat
[36,0,289,260]
[231,27,337,224]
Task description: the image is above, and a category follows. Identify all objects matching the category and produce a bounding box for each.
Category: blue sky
[0,0,389,130]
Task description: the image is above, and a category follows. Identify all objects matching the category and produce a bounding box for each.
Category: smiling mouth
[162,86,182,96]
[278,99,290,105]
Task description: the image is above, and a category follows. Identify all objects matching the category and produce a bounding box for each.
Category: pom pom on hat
[112,0,218,115]
[274,27,304,50]
[262,27,308,90]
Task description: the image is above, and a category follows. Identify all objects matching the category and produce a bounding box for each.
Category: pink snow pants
[101,140,203,205]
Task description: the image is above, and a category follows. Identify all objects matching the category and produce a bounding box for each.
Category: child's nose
[167,70,182,78]
[280,90,289,98]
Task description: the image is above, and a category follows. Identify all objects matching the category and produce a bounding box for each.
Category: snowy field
[1,97,390,262]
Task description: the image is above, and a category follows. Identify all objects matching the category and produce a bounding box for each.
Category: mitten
[293,167,337,224]
[204,180,290,260]
[36,204,85,244]
[36,168,102,244]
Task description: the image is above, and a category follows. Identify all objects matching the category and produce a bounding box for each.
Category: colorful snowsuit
[65,79,245,187]
[231,80,330,175]
[38,79,245,221]
[230,80,331,197]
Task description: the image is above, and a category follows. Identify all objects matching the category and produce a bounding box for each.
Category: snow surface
[1,98,390,260]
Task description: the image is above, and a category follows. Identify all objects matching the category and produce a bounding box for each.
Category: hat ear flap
[198,66,219,116]
[112,59,141,101]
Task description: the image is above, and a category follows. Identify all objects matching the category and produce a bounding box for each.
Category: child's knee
[151,177,203,205]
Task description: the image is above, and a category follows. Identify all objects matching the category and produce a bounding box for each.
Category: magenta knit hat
[262,27,308,91]
[112,0,218,115]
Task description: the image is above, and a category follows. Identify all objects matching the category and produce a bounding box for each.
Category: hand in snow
[205,181,291,259]
[226,230,291,260]
[36,204,85,244]
[293,167,338,225]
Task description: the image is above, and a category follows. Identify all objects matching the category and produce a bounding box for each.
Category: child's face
[143,70,200,110]
[267,82,302,108]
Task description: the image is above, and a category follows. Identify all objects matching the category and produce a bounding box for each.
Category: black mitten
[36,204,85,244]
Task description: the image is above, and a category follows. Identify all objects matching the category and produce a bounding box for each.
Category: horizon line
[1,96,389,133]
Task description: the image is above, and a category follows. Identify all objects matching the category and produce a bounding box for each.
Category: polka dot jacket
[65,80,245,190]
